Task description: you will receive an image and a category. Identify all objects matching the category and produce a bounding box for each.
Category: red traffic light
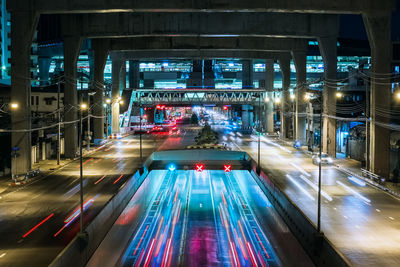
[223,106,228,110]
[195,164,205,172]
[223,165,232,172]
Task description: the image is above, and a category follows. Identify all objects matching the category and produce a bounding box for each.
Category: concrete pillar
[38,57,51,85]
[292,50,307,144]
[318,37,337,157]
[363,12,391,177]
[187,60,214,88]
[265,59,274,134]
[129,60,140,89]
[63,37,82,158]
[10,12,39,176]
[203,60,215,89]
[111,60,123,133]
[278,55,291,139]
[92,39,109,142]
[242,59,253,89]
[241,105,253,129]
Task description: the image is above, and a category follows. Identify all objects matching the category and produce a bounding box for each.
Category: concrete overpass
[7,1,395,179]
[7,0,396,14]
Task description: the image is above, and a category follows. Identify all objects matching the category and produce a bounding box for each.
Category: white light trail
[299,175,333,201]
[348,176,366,187]
[286,174,315,201]
[289,162,312,177]
[336,181,371,203]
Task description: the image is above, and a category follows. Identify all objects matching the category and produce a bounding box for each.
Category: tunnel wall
[249,163,351,267]
[49,167,149,267]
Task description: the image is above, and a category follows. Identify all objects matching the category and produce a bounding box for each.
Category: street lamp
[336,91,343,98]
[79,102,87,234]
[305,91,323,233]
[10,103,19,109]
[396,91,400,100]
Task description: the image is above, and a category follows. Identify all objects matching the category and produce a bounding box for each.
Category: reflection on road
[121,170,279,267]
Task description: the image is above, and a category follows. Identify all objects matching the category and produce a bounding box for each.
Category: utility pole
[57,78,61,165]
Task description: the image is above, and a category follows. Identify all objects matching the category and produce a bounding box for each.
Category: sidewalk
[273,136,400,199]
[0,141,110,194]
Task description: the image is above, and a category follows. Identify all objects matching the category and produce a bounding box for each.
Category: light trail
[22,213,54,238]
[337,181,371,203]
[348,176,366,187]
[289,162,312,177]
[299,175,333,201]
[286,174,315,201]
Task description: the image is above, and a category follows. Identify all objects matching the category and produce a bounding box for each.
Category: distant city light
[274,97,281,104]
[290,94,295,100]
[80,103,88,110]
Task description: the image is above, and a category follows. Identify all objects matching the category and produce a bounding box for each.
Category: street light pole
[317,90,323,233]
[57,79,61,165]
[139,103,143,166]
[79,105,85,234]
[257,93,261,173]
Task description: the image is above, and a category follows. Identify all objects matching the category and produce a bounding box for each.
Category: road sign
[195,164,204,172]
[224,165,232,172]
[12,146,19,152]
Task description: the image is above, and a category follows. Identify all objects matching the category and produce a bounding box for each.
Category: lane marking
[376,209,381,212]
[0,253,6,258]
[389,217,395,220]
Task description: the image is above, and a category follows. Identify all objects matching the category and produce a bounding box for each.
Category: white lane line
[0,253,5,258]
[336,181,371,203]
[299,175,333,201]
[376,209,381,212]
[389,217,395,220]
[286,174,315,201]
[289,162,312,177]
[343,215,348,219]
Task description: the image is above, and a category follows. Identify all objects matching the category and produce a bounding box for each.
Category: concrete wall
[49,167,149,267]
[249,162,350,267]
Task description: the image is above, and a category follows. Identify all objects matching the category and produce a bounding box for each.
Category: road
[0,132,196,267]
[89,169,312,267]
[218,128,400,267]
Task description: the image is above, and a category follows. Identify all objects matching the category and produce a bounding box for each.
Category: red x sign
[224,165,232,172]
[195,164,205,172]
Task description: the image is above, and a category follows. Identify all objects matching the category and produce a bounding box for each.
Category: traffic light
[195,164,205,172]
[223,165,232,172]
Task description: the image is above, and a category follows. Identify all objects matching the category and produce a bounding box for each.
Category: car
[169,126,181,135]
[151,125,164,133]
[312,153,333,165]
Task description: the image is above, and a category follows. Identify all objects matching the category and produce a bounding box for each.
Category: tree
[195,123,218,145]
[190,113,199,125]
